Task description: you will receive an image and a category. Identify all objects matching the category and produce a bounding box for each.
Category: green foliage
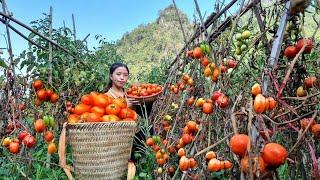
[19,14,123,97]
[133,149,157,180]
[277,162,290,180]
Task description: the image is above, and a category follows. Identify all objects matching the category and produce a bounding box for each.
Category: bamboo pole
[48,6,53,85]
[72,14,76,42]
[262,1,291,94]
[172,0,187,44]
[0,18,48,51]
[0,11,76,57]
[46,6,53,169]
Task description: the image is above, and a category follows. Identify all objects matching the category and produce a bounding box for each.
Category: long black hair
[105,62,129,91]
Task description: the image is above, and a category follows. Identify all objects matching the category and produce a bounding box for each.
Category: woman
[106,62,154,166]
[105,62,139,107]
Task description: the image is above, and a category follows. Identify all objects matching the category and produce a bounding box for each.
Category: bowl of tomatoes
[126,83,163,103]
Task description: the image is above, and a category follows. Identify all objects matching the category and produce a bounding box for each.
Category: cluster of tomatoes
[145,135,176,175]
[205,151,233,172]
[178,121,198,148]
[220,59,238,73]
[234,30,251,56]
[33,79,59,106]
[126,83,162,98]
[67,92,137,123]
[300,118,320,138]
[229,134,287,176]
[296,76,317,97]
[169,74,194,94]
[251,83,277,114]
[161,115,172,132]
[177,149,197,171]
[203,62,221,82]
[186,43,211,61]
[186,91,229,115]
[284,38,313,59]
[2,117,57,155]
[175,121,198,171]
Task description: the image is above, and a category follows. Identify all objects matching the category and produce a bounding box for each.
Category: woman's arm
[126,97,140,108]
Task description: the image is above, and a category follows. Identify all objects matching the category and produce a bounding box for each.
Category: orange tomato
[113,98,127,108]
[73,104,91,115]
[241,156,265,175]
[105,103,121,115]
[102,114,120,122]
[202,102,213,114]
[229,134,250,157]
[68,114,80,123]
[254,94,266,113]
[208,158,221,172]
[177,148,186,157]
[86,113,102,122]
[81,94,93,105]
[90,106,105,116]
[48,142,57,154]
[261,143,287,167]
[118,108,135,119]
[179,156,190,171]
[93,94,109,108]
[34,119,46,133]
[193,47,203,59]
[251,83,261,96]
[205,151,217,161]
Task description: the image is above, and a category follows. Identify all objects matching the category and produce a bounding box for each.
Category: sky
[0,0,239,58]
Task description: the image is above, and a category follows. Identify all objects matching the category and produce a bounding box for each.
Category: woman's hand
[127,97,140,108]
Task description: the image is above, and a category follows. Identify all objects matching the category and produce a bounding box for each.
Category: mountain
[116,5,193,83]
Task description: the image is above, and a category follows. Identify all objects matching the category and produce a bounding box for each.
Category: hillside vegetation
[116,5,194,83]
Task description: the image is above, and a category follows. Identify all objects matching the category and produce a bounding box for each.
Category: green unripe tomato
[242,30,251,39]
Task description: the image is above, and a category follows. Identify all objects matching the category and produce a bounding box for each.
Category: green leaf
[139,172,147,177]
[0,59,8,68]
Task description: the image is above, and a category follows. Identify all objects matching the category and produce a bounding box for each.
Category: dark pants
[130,102,154,163]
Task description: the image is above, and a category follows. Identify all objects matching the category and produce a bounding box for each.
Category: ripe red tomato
[211,91,223,102]
[46,89,54,99]
[296,38,313,53]
[217,95,229,108]
[284,46,297,59]
[18,130,30,141]
[81,94,93,105]
[44,131,54,143]
[227,59,237,68]
[19,103,25,111]
[23,135,36,148]
[119,108,135,119]
[36,89,48,101]
[50,93,59,103]
[33,80,43,90]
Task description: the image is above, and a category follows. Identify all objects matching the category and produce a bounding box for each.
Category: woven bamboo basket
[60,121,137,180]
